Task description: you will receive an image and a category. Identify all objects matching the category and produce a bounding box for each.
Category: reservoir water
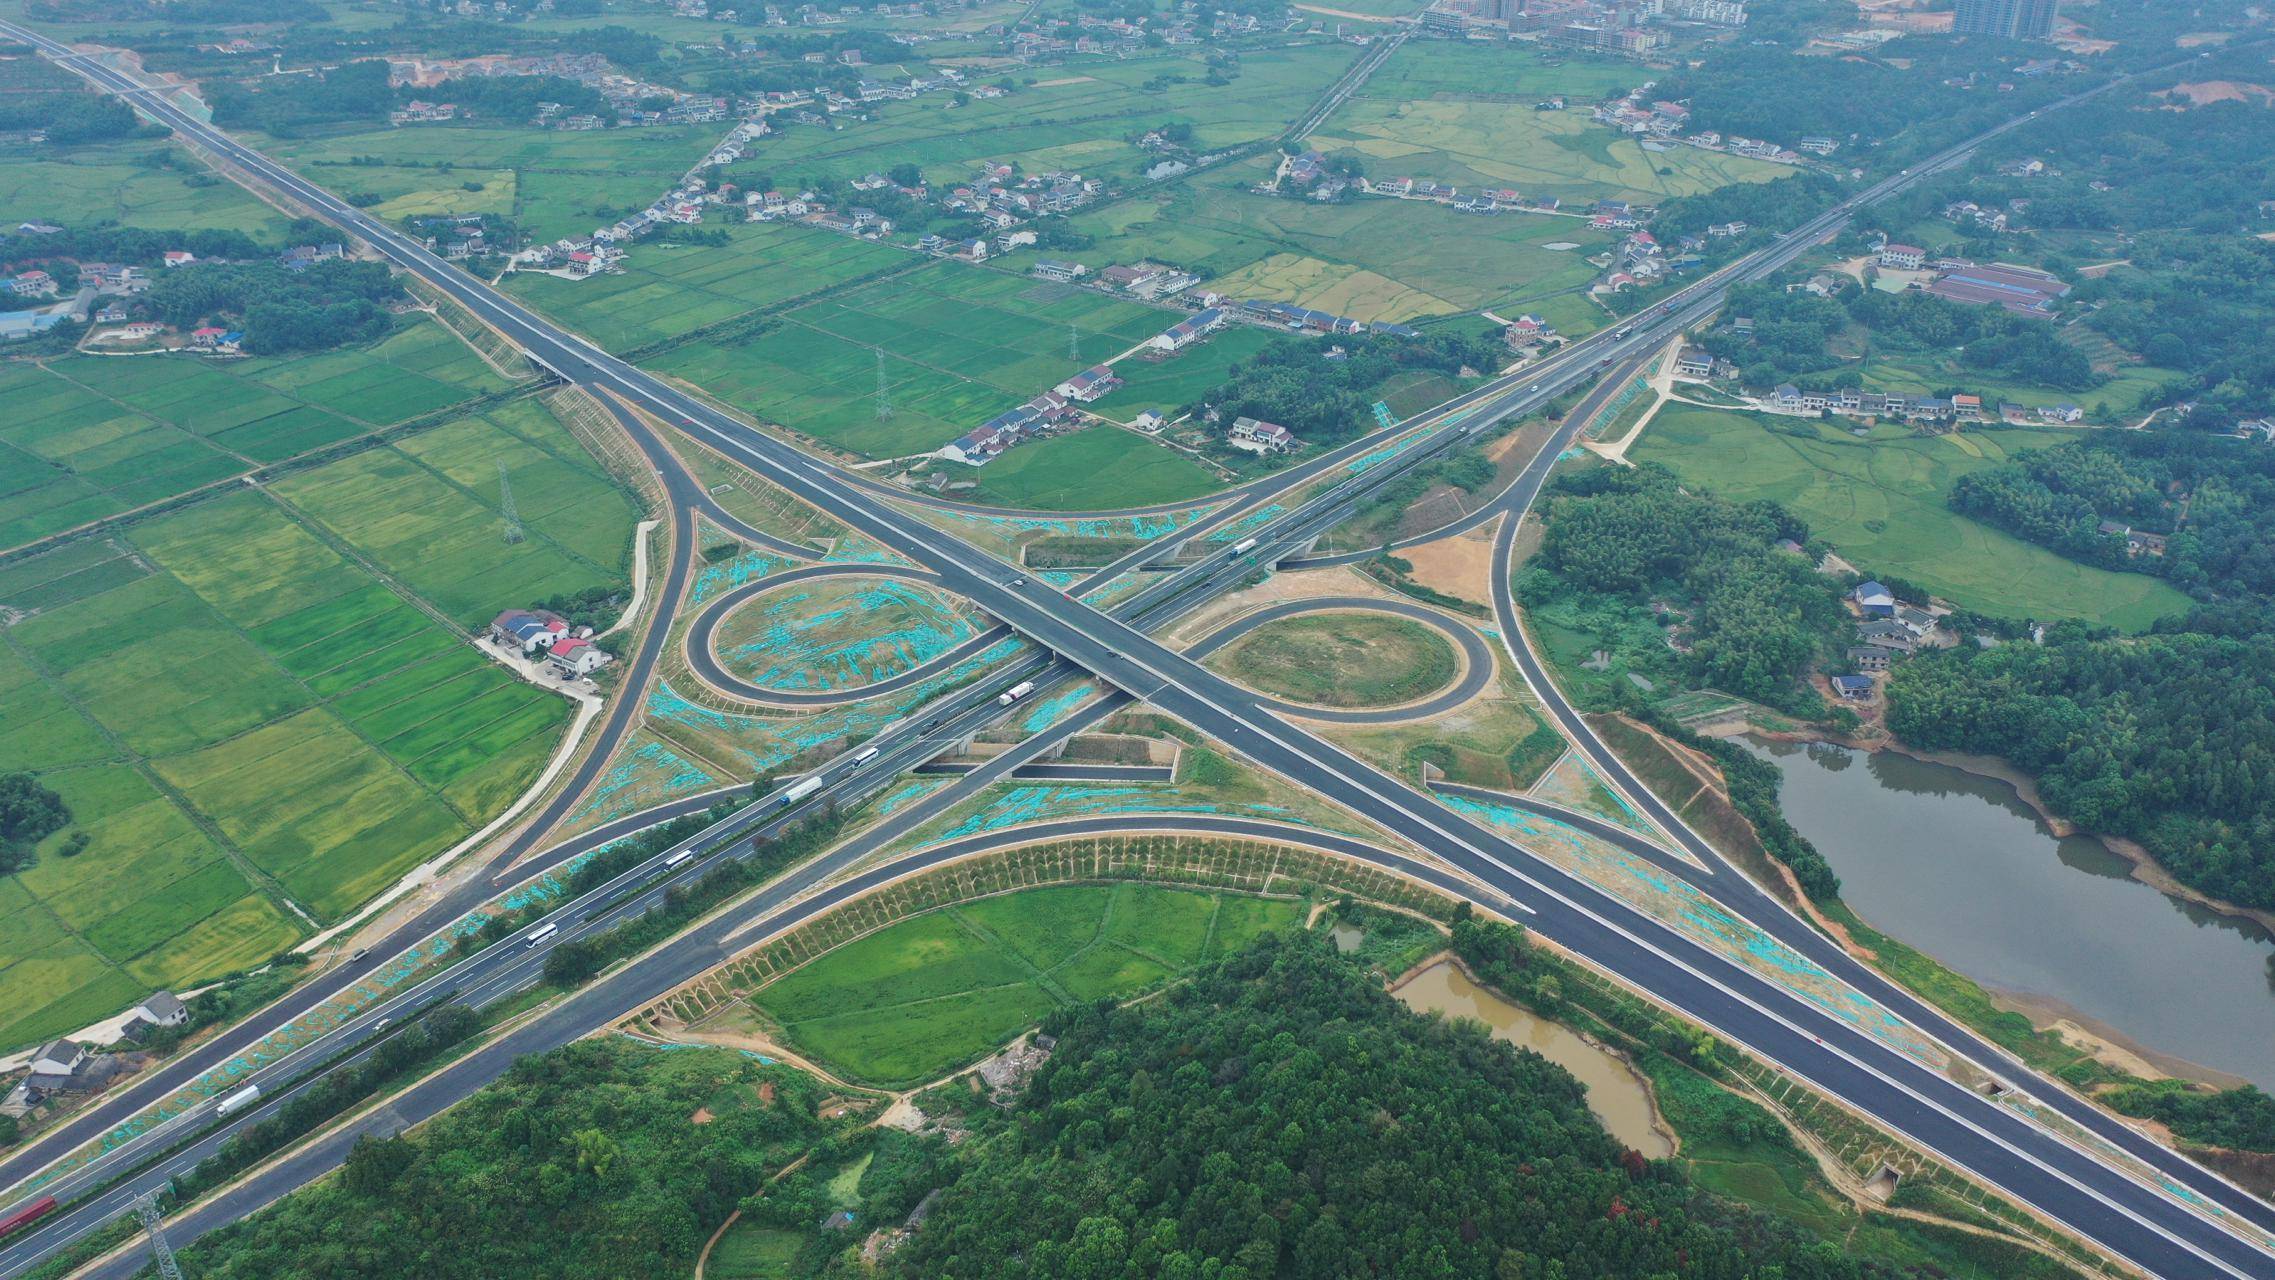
[1743,738,2275,1090]
[1393,960,1676,1157]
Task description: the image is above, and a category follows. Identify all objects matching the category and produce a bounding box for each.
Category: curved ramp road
[1188,596,1493,723]
[684,563,1013,707]
[7,25,2271,1280]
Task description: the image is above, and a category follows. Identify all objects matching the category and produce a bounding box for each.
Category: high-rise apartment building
[1953,0,2058,40]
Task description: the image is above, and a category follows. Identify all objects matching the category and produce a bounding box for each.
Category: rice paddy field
[506,220,906,350]
[0,400,633,1050]
[749,882,1306,1084]
[271,399,639,625]
[649,259,1221,462]
[0,316,519,553]
[1310,42,1790,208]
[0,138,296,237]
[1627,405,2193,629]
[268,123,725,245]
[1071,172,1614,324]
[712,43,1358,191]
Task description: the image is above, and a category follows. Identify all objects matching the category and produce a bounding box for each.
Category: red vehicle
[0,1195,58,1240]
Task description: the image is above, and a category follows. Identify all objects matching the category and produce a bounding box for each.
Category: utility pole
[135,1194,185,1280]
[1067,323,1080,360]
[874,349,893,420]
[497,460,524,544]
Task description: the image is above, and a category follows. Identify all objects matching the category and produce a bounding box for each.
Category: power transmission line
[135,1194,184,1280]
[874,349,893,420]
[497,460,524,544]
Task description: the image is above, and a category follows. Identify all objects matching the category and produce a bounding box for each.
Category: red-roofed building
[545,636,612,677]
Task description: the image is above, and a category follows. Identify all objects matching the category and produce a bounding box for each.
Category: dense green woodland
[1521,465,1844,714]
[173,1039,846,1278]
[1654,40,2073,157]
[1886,434,2275,910]
[0,92,145,145]
[1888,631,2275,911]
[1701,279,2094,394]
[1948,434,2275,594]
[898,937,1916,1280]
[146,258,399,353]
[1199,330,1502,450]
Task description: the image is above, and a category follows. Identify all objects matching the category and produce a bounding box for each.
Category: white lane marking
[52,43,2272,1265]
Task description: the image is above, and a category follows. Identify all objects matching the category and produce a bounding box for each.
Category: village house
[1149,308,1223,353]
[1030,259,1087,284]
[1674,346,1713,378]
[1228,416,1297,454]
[1830,675,1874,701]
[545,636,612,678]
[1877,243,1927,270]
[489,608,570,652]
[1849,580,1897,617]
[1053,365,1120,403]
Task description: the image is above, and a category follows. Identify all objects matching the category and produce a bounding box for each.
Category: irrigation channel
[1743,738,2275,1092]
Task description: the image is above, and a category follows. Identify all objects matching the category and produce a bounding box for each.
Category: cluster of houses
[942,163,1106,229]
[1591,82,1819,164]
[1829,580,1944,699]
[1594,222,1706,293]
[942,367,1122,466]
[2,993,187,1119]
[1270,150,1353,202]
[1365,175,1561,216]
[487,608,613,678]
[1678,330,2088,427]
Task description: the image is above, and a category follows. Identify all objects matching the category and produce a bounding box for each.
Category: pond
[1743,737,2275,1090]
[1394,960,1675,1157]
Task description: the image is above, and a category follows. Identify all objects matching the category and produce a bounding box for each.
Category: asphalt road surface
[6,28,2269,1280]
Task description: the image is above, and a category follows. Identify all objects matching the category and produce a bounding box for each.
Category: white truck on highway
[997,680,1037,706]
[215,1085,261,1119]
[782,776,825,804]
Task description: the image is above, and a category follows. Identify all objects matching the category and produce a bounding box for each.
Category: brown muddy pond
[1394,960,1675,1158]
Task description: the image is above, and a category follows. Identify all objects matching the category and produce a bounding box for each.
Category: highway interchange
[2,24,2272,1279]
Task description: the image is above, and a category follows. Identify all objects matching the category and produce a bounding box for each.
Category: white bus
[854,746,881,765]
[663,849,695,871]
[524,922,559,947]
[1231,537,1259,555]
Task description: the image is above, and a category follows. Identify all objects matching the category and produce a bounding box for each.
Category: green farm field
[651,260,1213,463]
[1071,173,1611,323]
[749,882,1306,1084]
[0,316,517,553]
[0,400,623,1049]
[1312,42,1788,207]
[0,138,294,236]
[272,402,638,625]
[507,220,906,350]
[965,425,1220,510]
[1628,406,2193,629]
[715,44,1356,191]
[269,123,723,244]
